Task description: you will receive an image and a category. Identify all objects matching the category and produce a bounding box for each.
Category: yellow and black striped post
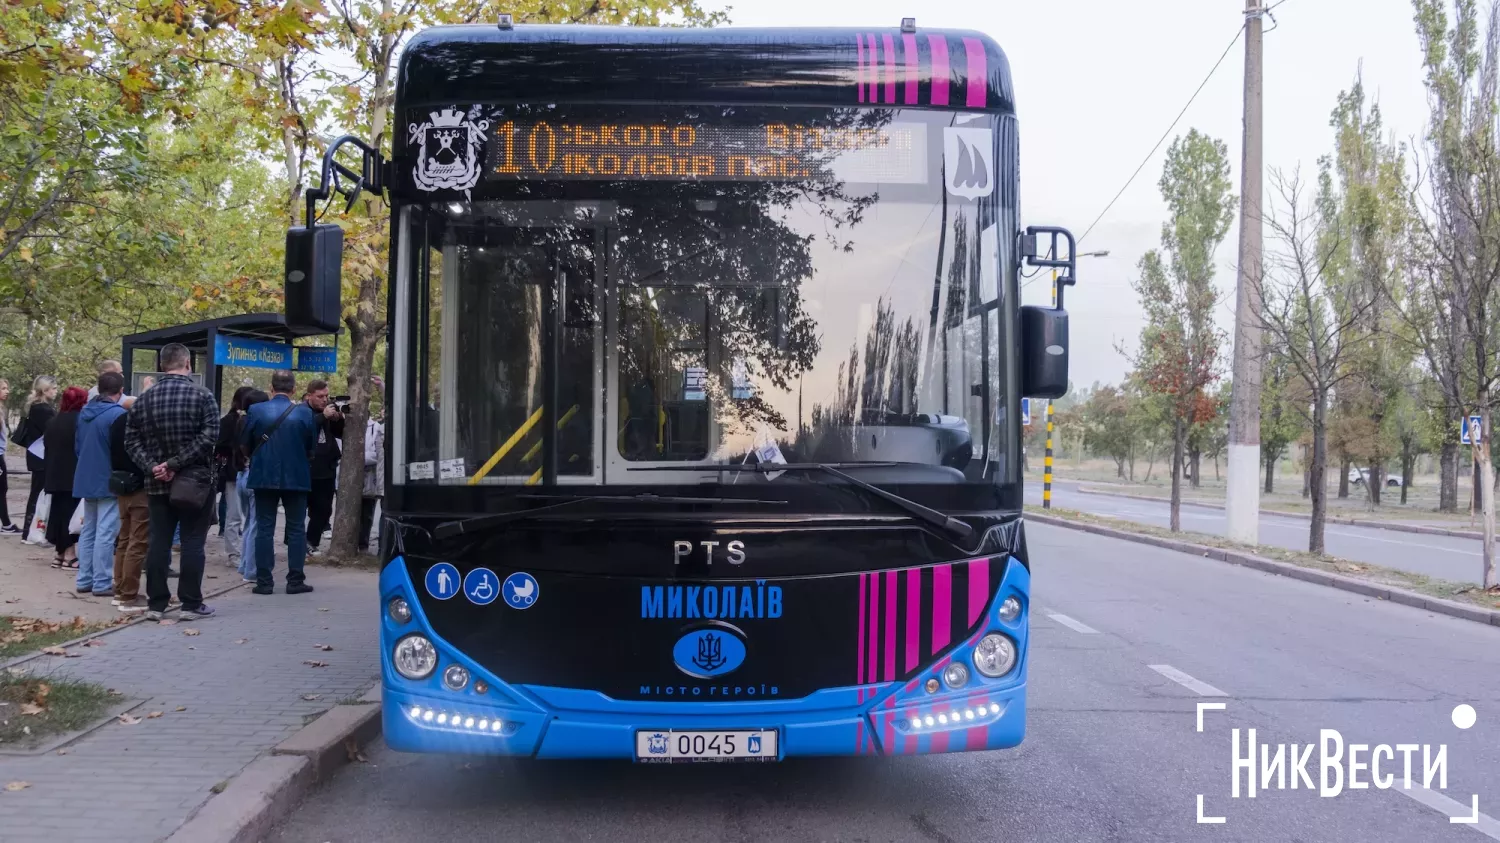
[1043,402,1054,509]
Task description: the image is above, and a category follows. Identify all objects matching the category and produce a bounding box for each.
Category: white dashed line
[1148,664,1227,697]
[1397,786,1500,839]
[1047,613,1099,634]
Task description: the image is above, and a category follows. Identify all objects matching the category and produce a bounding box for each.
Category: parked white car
[1349,468,1402,487]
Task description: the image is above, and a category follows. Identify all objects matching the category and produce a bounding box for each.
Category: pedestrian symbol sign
[1463,415,1483,445]
[1022,397,1031,427]
[425,563,460,600]
[463,567,499,606]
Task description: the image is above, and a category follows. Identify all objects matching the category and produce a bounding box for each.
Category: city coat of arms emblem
[409,107,491,195]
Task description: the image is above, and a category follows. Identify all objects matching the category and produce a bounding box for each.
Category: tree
[1260,170,1374,554]
[1260,344,1306,493]
[1081,384,1133,478]
[1124,130,1234,530]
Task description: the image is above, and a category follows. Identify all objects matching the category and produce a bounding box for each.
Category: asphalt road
[1027,480,1492,585]
[267,523,1500,842]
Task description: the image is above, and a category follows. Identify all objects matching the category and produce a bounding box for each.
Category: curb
[1026,512,1500,628]
[0,579,249,673]
[166,684,383,843]
[1073,485,1496,542]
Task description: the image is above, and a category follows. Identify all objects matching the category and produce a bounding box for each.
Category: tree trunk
[1264,454,1275,494]
[328,285,383,558]
[1310,401,1328,555]
[1301,445,1310,498]
[1127,447,1136,482]
[1482,404,1496,589]
[1169,418,1183,532]
[1114,457,1125,478]
[1189,448,1201,489]
[1143,449,1156,483]
[1400,449,1413,505]
[1337,456,1351,499]
[1368,462,1381,506]
[1440,441,1459,513]
[1214,455,1221,481]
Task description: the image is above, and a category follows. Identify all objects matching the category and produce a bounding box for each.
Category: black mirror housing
[284,224,344,333]
[1019,304,1069,399]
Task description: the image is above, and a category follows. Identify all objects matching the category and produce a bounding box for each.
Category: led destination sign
[485,120,928,184]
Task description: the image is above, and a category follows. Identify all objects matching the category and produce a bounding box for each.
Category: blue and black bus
[288,19,1079,762]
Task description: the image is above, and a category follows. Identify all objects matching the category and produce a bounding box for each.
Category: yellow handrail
[521,404,581,463]
[468,406,544,485]
[525,467,543,486]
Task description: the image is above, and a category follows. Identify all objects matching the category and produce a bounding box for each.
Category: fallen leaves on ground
[318,607,330,612]
[19,703,43,716]
[233,638,247,644]
[4,781,28,792]
[157,619,177,626]
[116,713,141,725]
[82,638,105,647]
[183,629,200,637]
[55,748,68,755]
[106,689,122,697]
[303,660,328,668]
[146,711,163,719]
[344,739,367,763]
[314,644,333,651]
[300,694,322,701]
[175,706,186,711]
[38,647,78,658]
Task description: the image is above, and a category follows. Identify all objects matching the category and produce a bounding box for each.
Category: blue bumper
[379,560,1029,759]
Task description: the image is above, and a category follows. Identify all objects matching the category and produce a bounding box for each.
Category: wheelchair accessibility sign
[503,572,539,610]
[462,568,499,606]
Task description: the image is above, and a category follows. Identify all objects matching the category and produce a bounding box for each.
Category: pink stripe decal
[856,573,867,684]
[931,563,952,653]
[883,712,895,756]
[964,696,990,749]
[905,568,921,672]
[963,36,986,108]
[968,558,990,626]
[876,32,888,104]
[883,570,898,681]
[867,35,879,103]
[927,34,949,106]
[856,35,866,102]
[902,33,919,104]
[930,724,949,754]
[856,719,866,755]
[867,572,881,685]
[903,707,920,755]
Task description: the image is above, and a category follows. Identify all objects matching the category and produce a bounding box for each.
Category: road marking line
[1148,664,1227,697]
[1397,787,1500,839]
[1046,613,1099,634]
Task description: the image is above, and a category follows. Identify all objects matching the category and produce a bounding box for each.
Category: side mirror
[284,224,343,333]
[1019,304,1068,399]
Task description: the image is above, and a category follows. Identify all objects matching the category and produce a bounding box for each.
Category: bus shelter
[120,313,338,404]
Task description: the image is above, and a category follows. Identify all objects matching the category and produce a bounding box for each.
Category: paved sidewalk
[0,566,379,843]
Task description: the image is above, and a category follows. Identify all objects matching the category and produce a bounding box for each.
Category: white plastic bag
[28,491,50,543]
[67,502,84,535]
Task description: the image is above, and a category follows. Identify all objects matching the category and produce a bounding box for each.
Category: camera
[333,395,351,415]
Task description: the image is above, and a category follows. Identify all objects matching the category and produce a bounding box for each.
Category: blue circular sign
[424,563,460,600]
[502,572,539,609]
[462,567,500,606]
[672,625,747,679]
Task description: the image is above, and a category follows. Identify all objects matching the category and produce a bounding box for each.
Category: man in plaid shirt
[125,343,220,620]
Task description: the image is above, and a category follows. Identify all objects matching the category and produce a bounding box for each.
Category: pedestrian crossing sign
[1022,397,1031,427]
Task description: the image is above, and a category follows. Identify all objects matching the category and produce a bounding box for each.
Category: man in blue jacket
[73,371,128,597]
[241,370,318,595]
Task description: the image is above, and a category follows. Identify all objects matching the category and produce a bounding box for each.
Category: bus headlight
[443,665,470,691]
[972,633,1017,678]
[387,597,412,624]
[942,662,969,689]
[998,596,1022,623]
[393,635,437,680]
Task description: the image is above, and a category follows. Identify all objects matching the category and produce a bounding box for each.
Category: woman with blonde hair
[15,374,57,541]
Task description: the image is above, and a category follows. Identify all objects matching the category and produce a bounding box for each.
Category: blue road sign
[1022,397,1031,426]
[424,563,460,600]
[503,571,539,609]
[463,567,499,606]
[1463,415,1483,445]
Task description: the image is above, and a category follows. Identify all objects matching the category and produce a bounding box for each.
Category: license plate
[634,729,778,763]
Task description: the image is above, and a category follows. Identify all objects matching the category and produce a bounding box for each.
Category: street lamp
[1078,249,1109,258]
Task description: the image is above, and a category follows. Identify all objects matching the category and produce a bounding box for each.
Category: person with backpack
[240,370,317,596]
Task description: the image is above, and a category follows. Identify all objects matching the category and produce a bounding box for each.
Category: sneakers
[91,590,112,598]
[0,524,21,535]
[178,603,215,618]
[307,547,325,559]
[251,585,274,595]
[286,582,314,595]
[144,606,175,621]
[118,598,147,614]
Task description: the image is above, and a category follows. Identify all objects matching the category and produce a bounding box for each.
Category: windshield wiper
[431,492,787,540]
[627,463,975,544]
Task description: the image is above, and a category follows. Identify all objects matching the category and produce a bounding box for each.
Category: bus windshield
[392,104,1017,509]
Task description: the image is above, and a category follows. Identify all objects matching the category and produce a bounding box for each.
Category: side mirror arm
[1019,226,1078,309]
[302,136,387,229]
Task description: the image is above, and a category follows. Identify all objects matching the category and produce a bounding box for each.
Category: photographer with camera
[301,380,343,557]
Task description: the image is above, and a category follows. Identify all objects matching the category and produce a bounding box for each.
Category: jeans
[113,491,149,601]
[307,477,336,548]
[222,479,244,562]
[237,472,257,579]
[146,494,212,612]
[76,497,119,594]
[255,489,307,589]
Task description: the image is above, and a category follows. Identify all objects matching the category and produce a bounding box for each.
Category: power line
[1076,23,1245,246]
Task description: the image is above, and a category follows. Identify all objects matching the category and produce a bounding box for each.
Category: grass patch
[0,673,113,748]
[1027,504,1500,611]
[0,616,116,661]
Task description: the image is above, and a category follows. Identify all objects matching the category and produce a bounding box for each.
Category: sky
[730,0,1434,388]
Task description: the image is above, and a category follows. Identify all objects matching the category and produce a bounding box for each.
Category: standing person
[0,379,19,535]
[217,386,254,569]
[16,375,56,542]
[73,372,127,597]
[87,360,124,400]
[110,395,148,612]
[124,342,220,621]
[302,379,342,556]
[235,390,269,582]
[359,376,385,553]
[43,386,86,571]
[241,371,316,595]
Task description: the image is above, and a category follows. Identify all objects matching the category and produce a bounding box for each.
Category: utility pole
[1043,269,1057,509]
[1226,0,1264,545]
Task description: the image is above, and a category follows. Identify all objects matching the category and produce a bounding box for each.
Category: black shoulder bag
[249,401,299,458]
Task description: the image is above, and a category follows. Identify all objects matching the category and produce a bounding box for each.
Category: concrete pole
[1226,0,1264,545]
[1043,270,1057,509]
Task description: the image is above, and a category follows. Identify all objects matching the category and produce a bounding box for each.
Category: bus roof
[397,25,1014,114]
